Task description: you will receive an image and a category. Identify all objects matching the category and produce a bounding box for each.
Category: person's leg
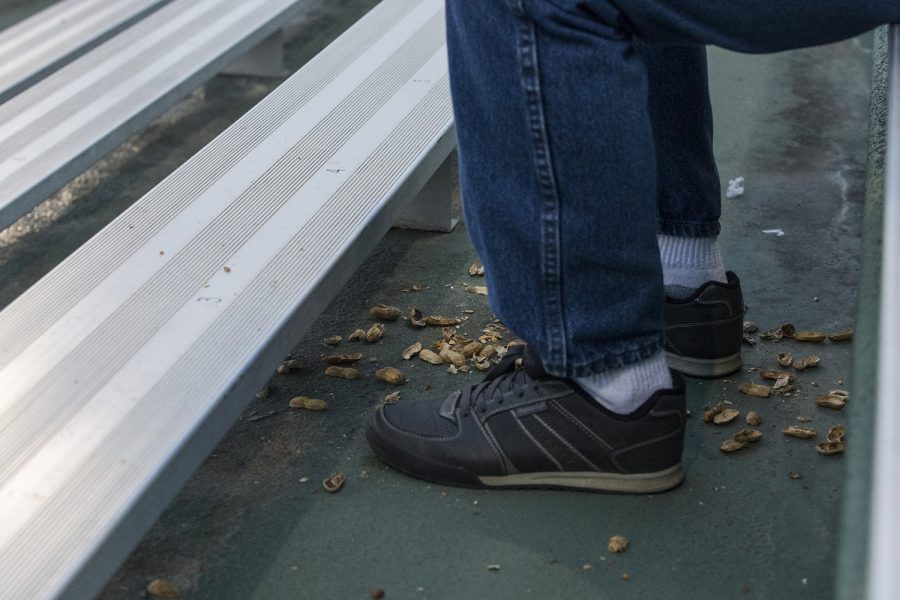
[613,0,900,53]
[451,0,666,381]
[639,44,743,377]
[365,0,899,492]
[366,0,687,495]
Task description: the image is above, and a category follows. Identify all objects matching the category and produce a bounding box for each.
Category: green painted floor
[0,3,875,599]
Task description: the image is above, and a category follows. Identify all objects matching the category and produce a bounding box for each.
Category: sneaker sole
[367,413,684,494]
[479,464,684,494]
[665,351,742,379]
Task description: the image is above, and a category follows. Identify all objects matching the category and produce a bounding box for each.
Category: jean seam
[515,10,568,372]
[565,335,666,378]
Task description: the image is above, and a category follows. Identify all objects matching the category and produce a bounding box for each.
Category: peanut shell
[409,308,427,328]
[424,315,461,326]
[418,349,444,365]
[703,402,732,423]
[147,579,179,599]
[325,366,361,380]
[793,356,820,371]
[783,426,817,439]
[289,396,328,411]
[323,472,346,493]
[439,345,467,368]
[402,341,423,360]
[608,535,629,553]
[828,328,854,342]
[739,382,771,398]
[713,408,740,425]
[370,304,401,321]
[793,331,827,343]
[375,367,406,385]
[322,352,363,365]
[816,441,846,456]
[366,323,385,343]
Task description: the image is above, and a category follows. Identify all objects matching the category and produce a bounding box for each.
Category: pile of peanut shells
[712,321,852,457]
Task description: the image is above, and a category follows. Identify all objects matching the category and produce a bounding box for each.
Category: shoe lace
[460,366,533,416]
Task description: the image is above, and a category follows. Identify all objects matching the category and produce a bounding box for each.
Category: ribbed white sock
[658,234,727,299]
[575,352,673,415]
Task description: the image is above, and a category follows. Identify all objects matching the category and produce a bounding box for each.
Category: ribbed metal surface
[0,0,451,596]
[0,0,303,232]
[0,0,171,104]
[869,23,900,600]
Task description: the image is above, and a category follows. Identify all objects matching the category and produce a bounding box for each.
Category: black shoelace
[460,366,533,416]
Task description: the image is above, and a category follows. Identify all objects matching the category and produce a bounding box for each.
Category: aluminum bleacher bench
[0,0,302,232]
[0,0,453,597]
[0,0,172,104]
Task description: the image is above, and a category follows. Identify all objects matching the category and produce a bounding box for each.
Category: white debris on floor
[726,176,746,198]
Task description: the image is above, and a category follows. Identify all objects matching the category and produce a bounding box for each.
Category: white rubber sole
[478,464,684,494]
[665,351,742,379]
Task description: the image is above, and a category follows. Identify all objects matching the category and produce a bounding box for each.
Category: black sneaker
[664,271,744,378]
[366,347,686,493]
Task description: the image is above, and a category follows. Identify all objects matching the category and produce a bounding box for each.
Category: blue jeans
[447,0,899,378]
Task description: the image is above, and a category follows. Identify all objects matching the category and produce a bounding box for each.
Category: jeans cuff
[657,219,721,238]
[547,335,666,379]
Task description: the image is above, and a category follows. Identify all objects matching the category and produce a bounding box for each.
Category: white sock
[658,234,727,299]
[575,353,673,415]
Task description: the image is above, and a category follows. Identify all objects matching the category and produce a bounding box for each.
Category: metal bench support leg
[222,29,285,78]
[394,151,460,232]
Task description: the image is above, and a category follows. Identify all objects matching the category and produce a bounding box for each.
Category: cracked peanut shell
[816,441,845,456]
[828,328,854,342]
[348,328,367,342]
[424,315,461,326]
[703,402,732,423]
[761,370,791,381]
[409,308,427,328]
[720,429,762,453]
[739,382,771,398]
[793,355,820,371]
[783,426,817,439]
[322,352,363,365]
[714,408,740,425]
[325,366,361,380]
[402,341,423,360]
[777,353,793,367]
[469,262,485,276]
[793,331,827,342]
[608,535,629,553]
[462,341,485,357]
[816,390,848,410]
[323,472,346,493]
[826,424,846,443]
[439,345,467,368]
[746,411,762,426]
[366,323,385,343]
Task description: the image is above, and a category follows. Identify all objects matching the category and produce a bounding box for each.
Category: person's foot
[664,271,744,378]
[366,347,687,493]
